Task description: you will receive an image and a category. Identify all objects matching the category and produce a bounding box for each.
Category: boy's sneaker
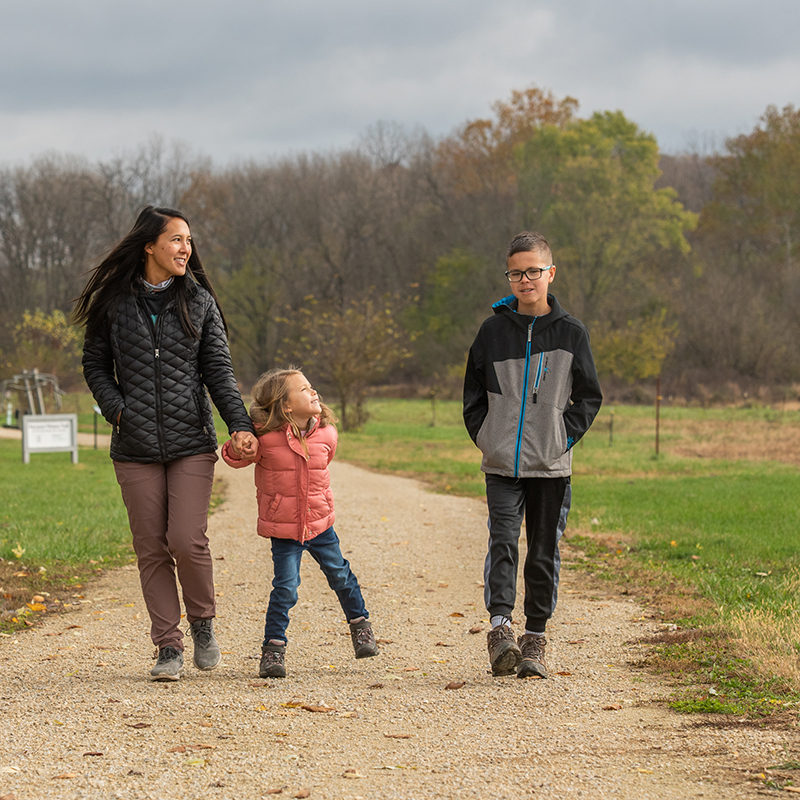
[259,643,286,678]
[188,618,222,670]
[349,619,379,659]
[517,634,548,679]
[487,624,522,676]
[150,646,184,681]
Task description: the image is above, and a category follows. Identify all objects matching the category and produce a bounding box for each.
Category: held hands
[230,431,257,459]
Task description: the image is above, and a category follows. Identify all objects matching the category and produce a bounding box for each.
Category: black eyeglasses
[505,266,553,282]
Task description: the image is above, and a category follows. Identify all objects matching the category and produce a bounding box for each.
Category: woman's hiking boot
[349,618,379,659]
[259,642,287,678]
[189,618,222,670]
[150,645,184,681]
[487,624,522,676]
[517,633,548,679]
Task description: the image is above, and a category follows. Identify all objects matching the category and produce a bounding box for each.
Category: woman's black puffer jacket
[83,281,254,463]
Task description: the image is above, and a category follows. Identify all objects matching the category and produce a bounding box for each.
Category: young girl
[221,368,378,678]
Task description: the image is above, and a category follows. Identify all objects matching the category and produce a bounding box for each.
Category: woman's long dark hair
[73,205,226,341]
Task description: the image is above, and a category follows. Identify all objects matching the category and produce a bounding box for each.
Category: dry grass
[730,568,800,691]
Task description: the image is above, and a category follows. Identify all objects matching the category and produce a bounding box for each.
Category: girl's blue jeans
[263,526,368,645]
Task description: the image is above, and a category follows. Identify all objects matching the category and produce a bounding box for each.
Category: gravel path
[0,451,795,799]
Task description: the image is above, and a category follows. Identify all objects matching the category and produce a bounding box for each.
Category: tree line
[2,86,799,424]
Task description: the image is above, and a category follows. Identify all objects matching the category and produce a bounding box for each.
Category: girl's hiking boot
[487,624,522,676]
[349,618,379,659]
[189,618,222,670]
[517,633,548,679]
[259,642,286,678]
[150,645,184,681]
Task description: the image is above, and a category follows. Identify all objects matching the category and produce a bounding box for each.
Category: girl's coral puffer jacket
[221,419,336,542]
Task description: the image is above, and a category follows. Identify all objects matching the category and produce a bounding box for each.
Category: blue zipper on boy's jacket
[513,318,536,477]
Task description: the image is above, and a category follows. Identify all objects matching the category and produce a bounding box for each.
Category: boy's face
[506,250,555,316]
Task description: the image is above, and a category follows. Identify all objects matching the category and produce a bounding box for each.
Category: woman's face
[144,217,192,285]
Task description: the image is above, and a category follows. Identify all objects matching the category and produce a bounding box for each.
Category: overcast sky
[2,0,798,167]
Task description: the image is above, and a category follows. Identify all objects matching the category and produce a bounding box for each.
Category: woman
[75,206,255,681]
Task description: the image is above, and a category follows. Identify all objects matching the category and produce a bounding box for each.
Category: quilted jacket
[221,419,337,542]
[82,281,254,463]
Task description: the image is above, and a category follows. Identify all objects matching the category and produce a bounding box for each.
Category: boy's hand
[230,431,257,458]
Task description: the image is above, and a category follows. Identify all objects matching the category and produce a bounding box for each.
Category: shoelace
[192,623,213,646]
[353,627,373,644]
[157,646,181,663]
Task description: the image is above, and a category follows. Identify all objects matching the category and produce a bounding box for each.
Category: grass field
[2,395,800,715]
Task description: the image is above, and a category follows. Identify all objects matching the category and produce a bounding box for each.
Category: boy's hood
[492,293,567,332]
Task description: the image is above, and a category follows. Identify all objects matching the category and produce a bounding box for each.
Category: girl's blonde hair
[249,367,336,439]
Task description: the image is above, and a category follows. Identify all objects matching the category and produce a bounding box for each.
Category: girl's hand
[230,431,257,458]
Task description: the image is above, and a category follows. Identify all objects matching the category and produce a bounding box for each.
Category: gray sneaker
[487,624,522,676]
[150,646,184,681]
[189,618,222,671]
[517,634,548,679]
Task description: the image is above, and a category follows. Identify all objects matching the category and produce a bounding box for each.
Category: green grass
[0,439,130,563]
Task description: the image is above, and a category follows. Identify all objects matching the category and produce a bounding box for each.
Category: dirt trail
[0,454,794,799]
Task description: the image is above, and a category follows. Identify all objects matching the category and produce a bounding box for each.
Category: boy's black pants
[483,474,571,633]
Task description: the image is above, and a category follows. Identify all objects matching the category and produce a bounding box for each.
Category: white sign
[22,414,78,464]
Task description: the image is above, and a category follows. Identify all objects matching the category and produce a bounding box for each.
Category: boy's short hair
[507,231,552,262]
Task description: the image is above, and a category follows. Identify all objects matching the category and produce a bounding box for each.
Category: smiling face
[143,216,191,285]
[506,250,556,316]
[284,372,322,429]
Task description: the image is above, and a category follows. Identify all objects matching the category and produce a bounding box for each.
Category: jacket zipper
[531,352,544,404]
[513,319,536,477]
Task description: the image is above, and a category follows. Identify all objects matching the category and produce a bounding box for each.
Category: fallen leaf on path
[293,790,310,798]
[264,789,284,795]
[184,757,205,766]
[249,681,271,688]
[198,721,213,727]
[556,671,573,676]
[26,603,46,612]
[127,722,152,729]
[449,612,464,618]
[280,701,303,708]
[0,792,16,800]
[167,746,186,753]
[567,640,586,645]
[12,571,30,577]
[367,683,384,689]
[435,642,453,647]
[82,752,103,757]
[403,667,419,672]
[783,787,800,794]
[65,625,82,630]
[0,767,20,773]
[338,711,359,718]
[376,638,393,644]
[302,705,336,713]
[32,595,45,603]
[602,704,622,711]
[444,681,465,690]
[51,773,76,780]
[188,744,216,750]
[637,768,654,774]
[468,626,484,634]
[343,769,365,779]
[384,733,412,739]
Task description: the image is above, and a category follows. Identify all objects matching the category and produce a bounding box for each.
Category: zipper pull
[527,323,533,342]
[155,348,160,359]
[532,390,538,404]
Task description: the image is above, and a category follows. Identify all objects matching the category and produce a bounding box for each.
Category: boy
[463,231,602,678]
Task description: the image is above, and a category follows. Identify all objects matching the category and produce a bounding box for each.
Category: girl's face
[144,217,191,285]
[285,373,321,426]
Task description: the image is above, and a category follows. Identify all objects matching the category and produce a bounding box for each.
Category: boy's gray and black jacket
[82,281,254,464]
[463,293,602,478]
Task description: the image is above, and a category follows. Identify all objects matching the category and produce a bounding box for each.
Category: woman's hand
[230,431,257,459]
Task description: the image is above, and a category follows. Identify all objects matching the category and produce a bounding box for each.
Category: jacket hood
[492,293,568,333]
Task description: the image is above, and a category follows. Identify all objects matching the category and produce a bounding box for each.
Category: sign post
[21,414,78,464]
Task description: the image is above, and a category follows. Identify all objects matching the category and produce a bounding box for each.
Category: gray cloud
[1,0,798,163]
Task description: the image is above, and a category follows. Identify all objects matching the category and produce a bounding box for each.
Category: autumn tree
[279,293,412,430]
[516,112,696,320]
